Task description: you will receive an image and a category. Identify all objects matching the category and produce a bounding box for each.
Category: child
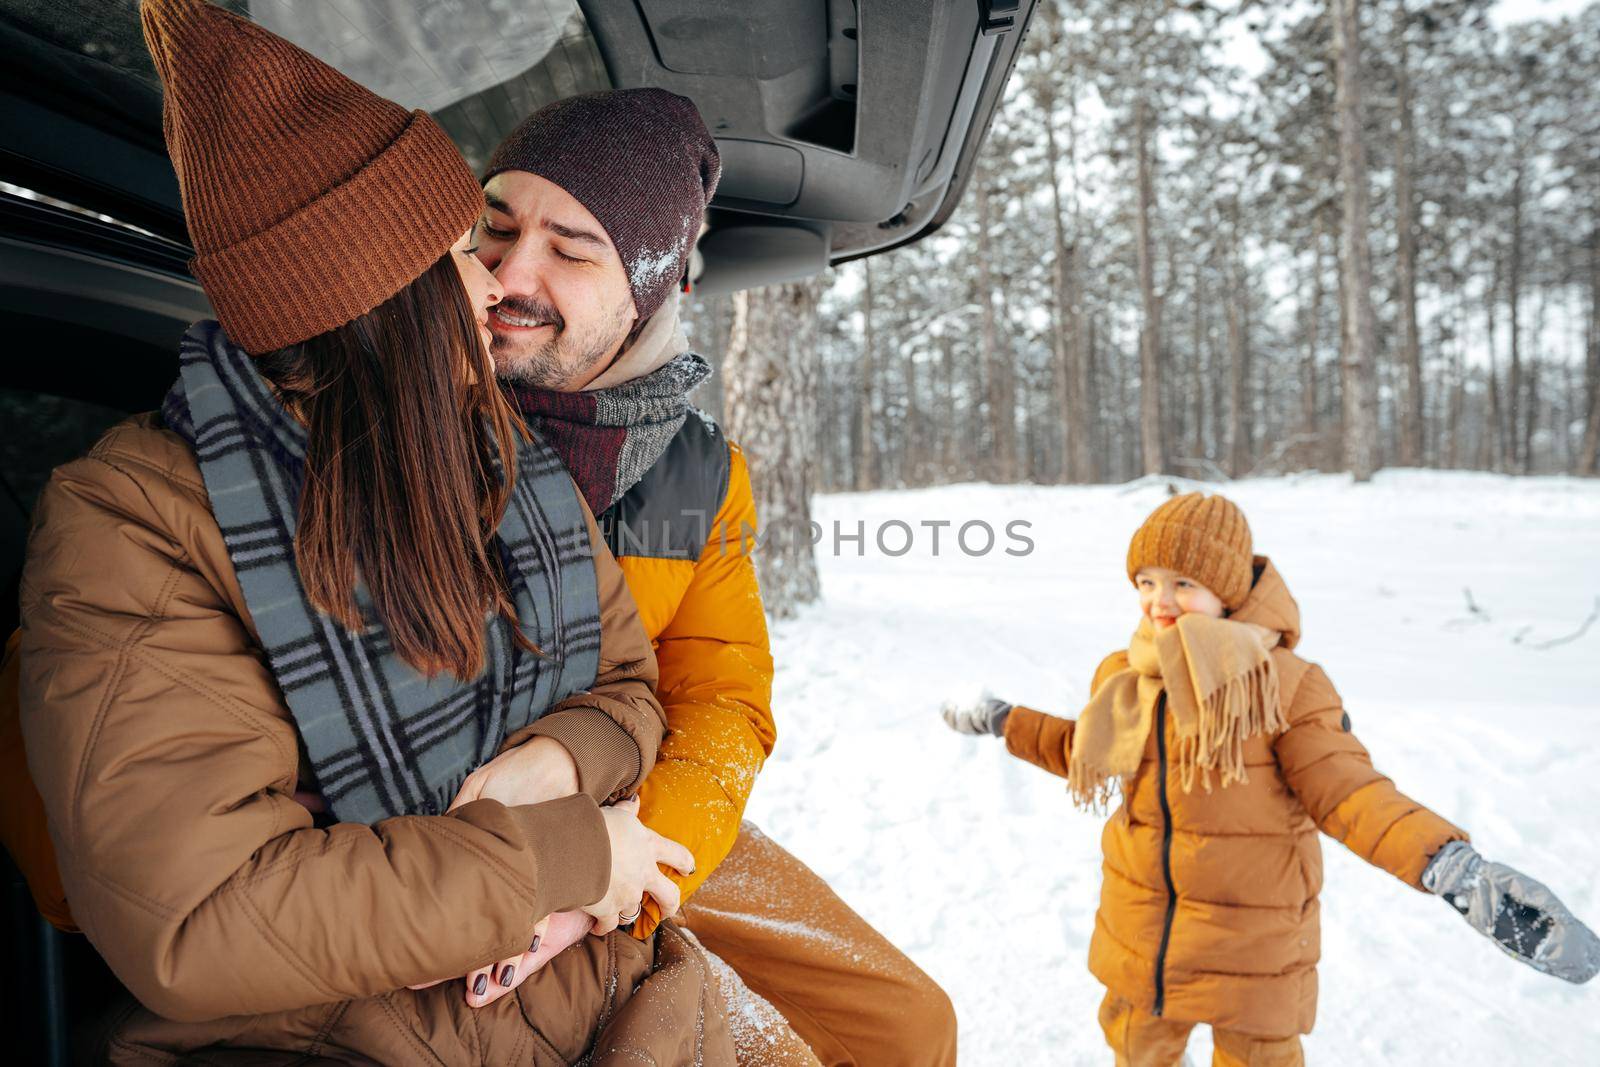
[943,492,1596,1067]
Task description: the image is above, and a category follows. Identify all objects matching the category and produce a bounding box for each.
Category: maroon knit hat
[484,89,721,321]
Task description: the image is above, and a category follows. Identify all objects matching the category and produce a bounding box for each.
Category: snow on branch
[1515,596,1600,652]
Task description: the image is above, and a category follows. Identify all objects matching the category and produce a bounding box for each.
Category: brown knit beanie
[142,0,483,355]
[1126,493,1254,610]
[484,89,721,322]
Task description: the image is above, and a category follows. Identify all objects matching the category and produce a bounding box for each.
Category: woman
[17,1,732,1062]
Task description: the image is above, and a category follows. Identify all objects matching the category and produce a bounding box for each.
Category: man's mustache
[491,296,565,332]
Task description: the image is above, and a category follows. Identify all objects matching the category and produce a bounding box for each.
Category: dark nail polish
[529,934,542,954]
[499,964,516,987]
[473,973,488,997]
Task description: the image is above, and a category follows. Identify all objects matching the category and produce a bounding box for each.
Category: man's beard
[491,294,632,390]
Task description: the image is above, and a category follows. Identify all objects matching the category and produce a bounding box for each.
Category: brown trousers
[680,823,958,1067]
[1098,993,1304,1067]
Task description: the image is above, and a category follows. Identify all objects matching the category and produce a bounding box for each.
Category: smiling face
[474,171,638,391]
[1135,566,1226,630]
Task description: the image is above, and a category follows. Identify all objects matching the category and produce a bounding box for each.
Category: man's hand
[941,697,1013,737]
[1423,840,1600,984]
[448,736,580,812]
[584,796,695,935]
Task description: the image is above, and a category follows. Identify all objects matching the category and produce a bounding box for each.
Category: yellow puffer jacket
[609,423,775,937]
[1002,558,1468,1037]
[0,418,775,942]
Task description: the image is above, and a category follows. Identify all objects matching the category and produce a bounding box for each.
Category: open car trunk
[0,3,1035,1061]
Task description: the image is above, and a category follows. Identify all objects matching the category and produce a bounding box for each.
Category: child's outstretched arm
[999,704,1074,779]
[1273,662,1468,886]
[1275,662,1598,983]
[940,696,1072,779]
[940,652,1128,780]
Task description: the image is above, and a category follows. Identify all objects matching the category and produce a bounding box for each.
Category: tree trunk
[1333,0,1381,481]
[1445,332,1465,470]
[1208,285,1225,468]
[940,335,958,479]
[1192,259,1207,462]
[1044,100,1071,482]
[1068,80,1097,483]
[854,260,877,491]
[723,281,823,619]
[1508,164,1526,473]
[684,293,731,422]
[1086,315,1104,482]
[1484,262,1504,472]
[1303,215,1325,466]
[1579,227,1600,475]
[1134,100,1167,475]
[1443,270,1464,470]
[1226,204,1250,477]
[976,171,1016,482]
[1393,6,1424,467]
[1044,101,1091,484]
[904,313,923,485]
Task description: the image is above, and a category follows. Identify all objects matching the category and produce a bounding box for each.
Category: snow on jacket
[10,414,735,1063]
[599,416,777,938]
[1002,556,1469,1037]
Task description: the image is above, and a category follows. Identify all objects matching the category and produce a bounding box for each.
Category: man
[475,90,958,1066]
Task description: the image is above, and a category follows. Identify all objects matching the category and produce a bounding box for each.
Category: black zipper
[1151,691,1178,1017]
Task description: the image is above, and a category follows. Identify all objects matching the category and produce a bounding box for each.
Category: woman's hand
[458,915,551,1008]
[448,736,580,812]
[584,796,695,935]
[411,911,600,1009]
[455,909,598,1007]
[408,915,551,1002]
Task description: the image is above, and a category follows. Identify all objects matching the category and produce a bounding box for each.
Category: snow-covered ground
[745,471,1600,1065]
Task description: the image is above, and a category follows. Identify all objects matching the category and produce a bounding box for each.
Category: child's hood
[1228,555,1302,650]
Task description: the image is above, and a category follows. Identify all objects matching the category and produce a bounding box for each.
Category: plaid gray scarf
[162,321,602,824]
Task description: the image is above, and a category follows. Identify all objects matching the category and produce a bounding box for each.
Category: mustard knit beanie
[1126,492,1254,610]
[142,0,483,354]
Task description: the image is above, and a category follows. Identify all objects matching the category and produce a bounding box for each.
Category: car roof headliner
[0,0,1035,292]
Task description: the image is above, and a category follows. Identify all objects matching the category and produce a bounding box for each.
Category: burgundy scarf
[507,352,712,515]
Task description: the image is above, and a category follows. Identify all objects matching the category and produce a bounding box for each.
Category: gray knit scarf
[507,352,713,515]
[162,321,602,824]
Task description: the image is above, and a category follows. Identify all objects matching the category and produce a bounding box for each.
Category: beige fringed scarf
[1068,613,1285,808]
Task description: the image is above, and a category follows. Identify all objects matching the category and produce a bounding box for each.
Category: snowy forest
[686,0,1600,616]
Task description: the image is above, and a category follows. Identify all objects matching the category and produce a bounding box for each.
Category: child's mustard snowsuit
[1003,556,1467,1037]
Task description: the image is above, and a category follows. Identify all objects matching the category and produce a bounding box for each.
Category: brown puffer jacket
[1003,557,1468,1038]
[18,414,732,1064]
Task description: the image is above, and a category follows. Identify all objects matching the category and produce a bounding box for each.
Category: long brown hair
[256,253,533,680]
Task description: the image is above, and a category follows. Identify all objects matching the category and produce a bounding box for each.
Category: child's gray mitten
[1422,840,1600,984]
[941,698,1013,737]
